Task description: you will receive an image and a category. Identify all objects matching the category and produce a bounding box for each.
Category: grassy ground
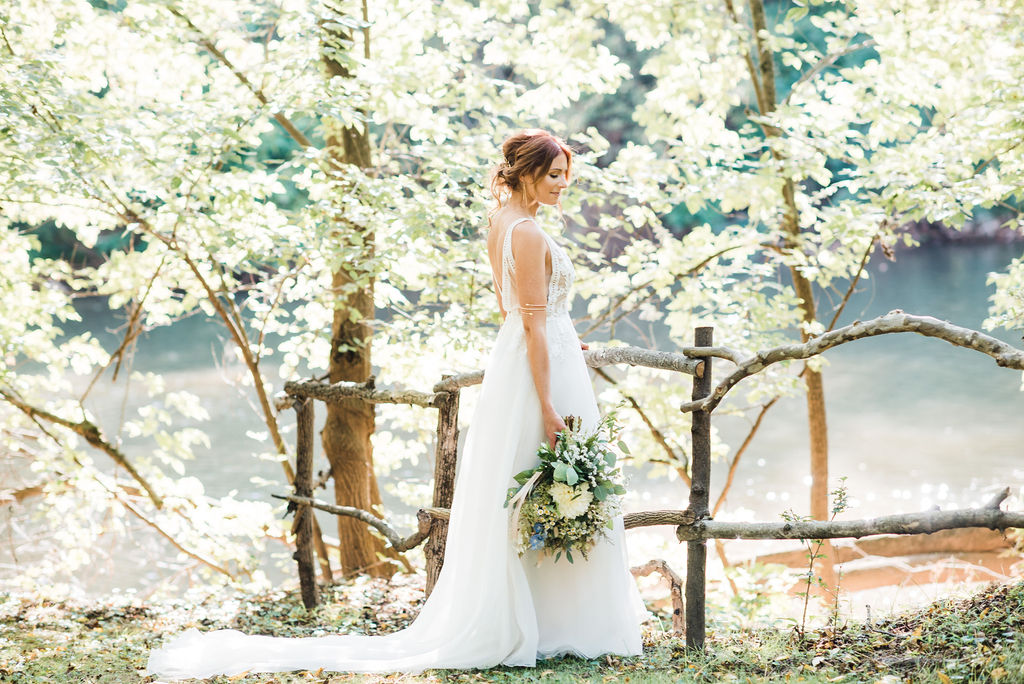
[1,575,1022,683]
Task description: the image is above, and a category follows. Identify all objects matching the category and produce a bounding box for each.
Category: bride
[146,129,645,679]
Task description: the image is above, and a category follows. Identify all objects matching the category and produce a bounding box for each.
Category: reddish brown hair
[489,129,572,209]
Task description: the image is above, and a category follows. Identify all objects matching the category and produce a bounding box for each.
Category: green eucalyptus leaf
[513,469,535,485]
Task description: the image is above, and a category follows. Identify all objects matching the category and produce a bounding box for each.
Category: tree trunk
[789,262,835,589]
[321,267,394,577]
[745,0,834,587]
[318,7,394,579]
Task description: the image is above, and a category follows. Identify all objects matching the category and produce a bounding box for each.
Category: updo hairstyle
[490,129,573,208]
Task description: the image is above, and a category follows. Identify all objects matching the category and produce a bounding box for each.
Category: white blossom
[549,482,594,519]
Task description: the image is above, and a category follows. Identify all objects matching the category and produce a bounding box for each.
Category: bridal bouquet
[505,413,628,563]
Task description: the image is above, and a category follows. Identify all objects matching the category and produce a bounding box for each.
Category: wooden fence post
[685,326,713,649]
[425,384,460,596]
[293,398,319,610]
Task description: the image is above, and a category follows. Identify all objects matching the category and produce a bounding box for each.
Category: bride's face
[529,152,569,206]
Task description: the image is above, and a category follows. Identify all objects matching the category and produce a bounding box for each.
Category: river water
[705,242,1024,520]
[16,242,1024,597]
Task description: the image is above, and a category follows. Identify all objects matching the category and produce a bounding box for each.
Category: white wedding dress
[146,217,645,680]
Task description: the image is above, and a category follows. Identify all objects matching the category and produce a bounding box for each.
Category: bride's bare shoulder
[486,210,540,251]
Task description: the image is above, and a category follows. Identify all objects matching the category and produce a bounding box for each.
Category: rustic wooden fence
[275,311,1024,649]
[274,342,705,612]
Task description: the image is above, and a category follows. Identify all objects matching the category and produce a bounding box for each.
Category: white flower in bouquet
[550,482,593,519]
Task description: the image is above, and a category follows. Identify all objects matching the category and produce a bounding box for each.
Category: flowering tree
[0,0,628,587]
[1,0,1021,593]
[585,0,1024,529]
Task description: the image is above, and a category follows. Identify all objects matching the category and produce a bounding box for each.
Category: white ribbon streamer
[507,470,543,547]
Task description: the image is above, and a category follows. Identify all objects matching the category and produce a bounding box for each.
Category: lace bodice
[500,217,574,315]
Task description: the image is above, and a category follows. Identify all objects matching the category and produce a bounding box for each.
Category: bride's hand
[578,338,589,350]
[542,408,567,448]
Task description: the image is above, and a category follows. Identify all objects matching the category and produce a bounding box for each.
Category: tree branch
[722,0,768,115]
[783,39,878,106]
[680,311,1024,414]
[114,492,235,579]
[430,344,711,392]
[165,6,313,149]
[273,495,702,543]
[825,230,881,332]
[0,389,163,508]
[585,345,704,376]
[80,252,171,402]
[0,484,45,506]
[712,396,779,516]
[746,0,777,118]
[677,345,747,365]
[0,26,14,56]
[594,367,691,487]
[284,379,441,408]
[431,370,485,392]
[122,210,293,472]
[579,243,747,339]
[624,509,698,529]
[277,494,1023,554]
[273,494,441,552]
[630,559,684,633]
[256,268,303,350]
[676,489,1023,541]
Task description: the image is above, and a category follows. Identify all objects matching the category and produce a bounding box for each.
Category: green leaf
[785,6,809,23]
[616,440,630,456]
[593,484,608,502]
[605,519,615,530]
[565,466,579,486]
[566,550,574,564]
[513,468,536,485]
[553,462,567,483]
[612,484,626,495]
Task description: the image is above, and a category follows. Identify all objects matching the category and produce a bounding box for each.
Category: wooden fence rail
[275,491,1024,543]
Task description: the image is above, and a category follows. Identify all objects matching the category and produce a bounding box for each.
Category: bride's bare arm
[512,223,566,447]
